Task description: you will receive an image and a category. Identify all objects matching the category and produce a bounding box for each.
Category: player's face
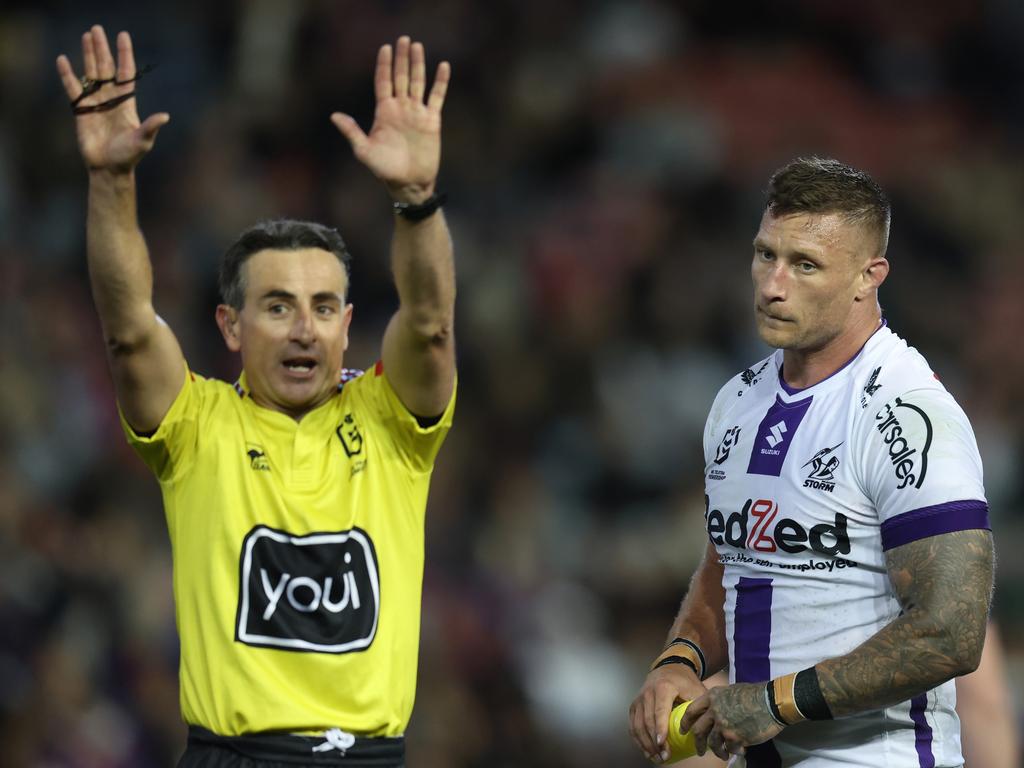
[220,248,353,418]
[751,210,877,352]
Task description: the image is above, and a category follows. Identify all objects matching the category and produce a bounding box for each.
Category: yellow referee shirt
[122,361,455,736]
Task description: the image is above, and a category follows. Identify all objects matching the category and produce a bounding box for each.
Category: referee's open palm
[331,36,450,199]
[56,26,168,174]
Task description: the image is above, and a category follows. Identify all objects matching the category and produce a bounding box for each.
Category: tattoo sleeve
[816,529,994,717]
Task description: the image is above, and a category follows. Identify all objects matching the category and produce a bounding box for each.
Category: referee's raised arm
[57,25,185,434]
[331,36,455,419]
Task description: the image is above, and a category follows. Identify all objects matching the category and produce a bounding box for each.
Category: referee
[57,26,455,766]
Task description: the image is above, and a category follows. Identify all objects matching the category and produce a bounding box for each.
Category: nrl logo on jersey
[860,367,882,409]
[802,443,842,492]
[710,426,742,480]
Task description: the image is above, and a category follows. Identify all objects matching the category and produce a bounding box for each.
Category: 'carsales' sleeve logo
[874,397,932,490]
[236,526,380,653]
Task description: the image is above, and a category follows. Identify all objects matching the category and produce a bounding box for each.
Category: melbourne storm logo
[802,443,842,492]
[236,526,380,653]
[875,398,932,490]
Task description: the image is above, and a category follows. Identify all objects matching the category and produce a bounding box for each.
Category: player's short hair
[219,219,352,309]
[766,157,891,257]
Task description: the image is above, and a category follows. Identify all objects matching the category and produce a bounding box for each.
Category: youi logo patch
[236,526,380,653]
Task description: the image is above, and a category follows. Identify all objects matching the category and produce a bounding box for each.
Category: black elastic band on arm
[652,655,699,677]
[794,667,833,721]
[668,637,707,679]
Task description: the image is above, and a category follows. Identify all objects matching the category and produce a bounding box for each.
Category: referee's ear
[216,304,242,353]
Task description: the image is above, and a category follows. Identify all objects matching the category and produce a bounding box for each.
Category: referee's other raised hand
[56,25,169,174]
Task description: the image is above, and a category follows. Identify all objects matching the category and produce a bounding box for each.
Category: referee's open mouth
[282,356,318,378]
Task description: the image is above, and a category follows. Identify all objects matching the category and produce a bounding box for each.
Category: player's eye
[316,305,336,316]
[268,303,288,314]
[756,248,774,261]
[798,261,818,273]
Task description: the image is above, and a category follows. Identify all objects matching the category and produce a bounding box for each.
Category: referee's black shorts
[178,726,405,768]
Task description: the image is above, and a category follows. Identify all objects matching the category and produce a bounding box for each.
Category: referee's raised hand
[56,25,169,174]
[330,35,450,204]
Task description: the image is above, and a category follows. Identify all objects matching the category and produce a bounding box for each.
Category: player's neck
[781,312,883,391]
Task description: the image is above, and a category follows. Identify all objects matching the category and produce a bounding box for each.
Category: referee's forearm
[86,170,159,351]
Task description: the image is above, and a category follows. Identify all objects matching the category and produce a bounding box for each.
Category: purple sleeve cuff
[880,500,990,551]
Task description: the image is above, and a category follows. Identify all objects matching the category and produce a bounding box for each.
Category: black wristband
[765,681,786,726]
[652,655,700,677]
[794,667,833,721]
[667,638,708,680]
[393,191,447,221]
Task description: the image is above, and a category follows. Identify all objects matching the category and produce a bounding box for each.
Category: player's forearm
[86,170,158,351]
[815,530,993,717]
[389,210,455,345]
[666,544,728,676]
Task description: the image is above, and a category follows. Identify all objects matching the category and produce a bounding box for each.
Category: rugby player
[629,157,993,766]
[58,25,455,766]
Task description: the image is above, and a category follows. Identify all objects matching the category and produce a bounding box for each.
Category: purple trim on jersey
[734,577,782,768]
[747,395,813,476]
[734,577,773,682]
[777,318,889,395]
[880,500,990,552]
[909,694,936,768]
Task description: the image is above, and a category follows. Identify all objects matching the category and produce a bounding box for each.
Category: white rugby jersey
[703,324,989,768]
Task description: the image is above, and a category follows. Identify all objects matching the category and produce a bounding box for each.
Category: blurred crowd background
[2,0,1024,765]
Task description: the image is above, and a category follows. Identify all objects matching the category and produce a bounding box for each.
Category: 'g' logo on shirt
[336,413,364,457]
[236,526,380,653]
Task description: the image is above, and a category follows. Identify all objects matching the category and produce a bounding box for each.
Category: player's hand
[680,682,785,761]
[331,36,449,204]
[629,664,708,763]
[56,26,169,175]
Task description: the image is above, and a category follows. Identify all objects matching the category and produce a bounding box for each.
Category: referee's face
[218,247,353,419]
[751,210,885,354]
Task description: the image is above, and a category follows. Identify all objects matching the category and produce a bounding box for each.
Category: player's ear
[856,256,889,301]
[216,304,242,352]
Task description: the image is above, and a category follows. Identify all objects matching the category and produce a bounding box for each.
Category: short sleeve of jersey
[349,363,456,473]
[856,387,990,551]
[119,363,202,483]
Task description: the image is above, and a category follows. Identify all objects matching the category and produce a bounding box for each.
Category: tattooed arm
[681,529,994,760]
[816,528,993,714]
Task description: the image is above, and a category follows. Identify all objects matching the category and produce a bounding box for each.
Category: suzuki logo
[765,421,788,448]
